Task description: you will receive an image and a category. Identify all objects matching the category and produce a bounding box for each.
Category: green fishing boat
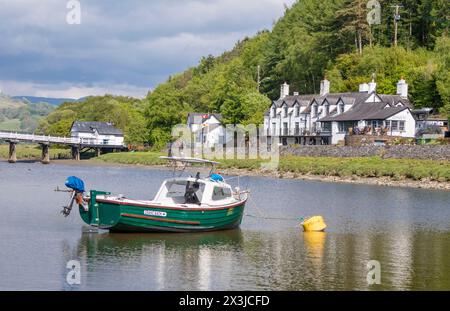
[59,157,249,233]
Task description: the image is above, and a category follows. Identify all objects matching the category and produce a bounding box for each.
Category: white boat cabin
[153,177,237,207]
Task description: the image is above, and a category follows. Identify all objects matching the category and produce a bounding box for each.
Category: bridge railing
[0,131,124,147]
[0,132,79,144]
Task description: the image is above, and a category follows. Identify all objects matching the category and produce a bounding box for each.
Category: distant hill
[11,96,84,106]
[0,94,55,132]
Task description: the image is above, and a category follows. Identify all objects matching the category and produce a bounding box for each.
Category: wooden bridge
[0,131,125,164]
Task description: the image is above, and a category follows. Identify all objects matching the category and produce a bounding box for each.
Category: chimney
[397,78,409,98]
[280,82,290,99]
[359,83,369,93]
[368,73,377,94]
[368,79,377,94]
[320,79,330,96]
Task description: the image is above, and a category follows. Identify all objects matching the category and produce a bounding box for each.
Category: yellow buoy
[301,216,327,232]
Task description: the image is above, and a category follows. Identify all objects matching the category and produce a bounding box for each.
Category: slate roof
[268,91,412,123]
[71,122,124,136]
[379,95,412,108]
[319,103,408,122]
[272,95,316,108]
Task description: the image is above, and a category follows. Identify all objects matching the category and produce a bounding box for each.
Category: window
[284,106,288,118]
[295,106,300,117]
[339,103,345,114]
[385,120,391,129]
[372,120,383,128]
[313,105,318,117]
[167,183,187,198]
[212,187,232,201]
[295,122,300,135]
[339,122,356,133]
[167,182,205,204]
[272,107,276,118]
[391,121,399,131]
[283,122,288,136]
[399,121,405,131]
[325,104,330,116]
[323,122,332,132]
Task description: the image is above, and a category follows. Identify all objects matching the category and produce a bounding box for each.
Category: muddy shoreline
[2,157,448,191]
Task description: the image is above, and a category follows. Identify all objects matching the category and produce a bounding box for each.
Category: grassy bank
[0,144,71,160]
[96,151,167,166]
[95,152,450,183]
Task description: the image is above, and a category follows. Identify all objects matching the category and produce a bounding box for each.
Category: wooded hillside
[41,0,450,148]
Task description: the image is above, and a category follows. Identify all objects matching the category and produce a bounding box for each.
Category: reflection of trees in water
[235,231,450,291]
[72,230,450,290]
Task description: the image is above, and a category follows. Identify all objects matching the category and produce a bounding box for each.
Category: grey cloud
[0,0,294,97]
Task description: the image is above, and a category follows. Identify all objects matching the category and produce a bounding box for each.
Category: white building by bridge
[264,78,416,145]
[70,121,125,147]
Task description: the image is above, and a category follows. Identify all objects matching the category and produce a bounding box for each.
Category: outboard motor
[61,176,86,217]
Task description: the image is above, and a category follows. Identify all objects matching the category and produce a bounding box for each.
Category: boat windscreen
[166,181,205,205]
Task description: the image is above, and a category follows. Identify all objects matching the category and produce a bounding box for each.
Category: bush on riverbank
[96,151,167,166]
[279,156,450,182]
[95,152,450,183]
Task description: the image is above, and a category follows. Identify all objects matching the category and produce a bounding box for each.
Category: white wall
[264,107,309,137]
[263,98,417,144]
[71,132,124,146]
[331,122,346,145]
[386,109,416,138]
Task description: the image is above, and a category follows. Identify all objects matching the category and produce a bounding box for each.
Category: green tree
[434,35,450,116]
[336,0,371,55]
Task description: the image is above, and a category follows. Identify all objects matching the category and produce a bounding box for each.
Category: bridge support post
[71,146,80,161]
[40,143,50,164]
[7,140,18,163]
[96,148,102,157]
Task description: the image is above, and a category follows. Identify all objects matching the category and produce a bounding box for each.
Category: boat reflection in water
[75,229,244,290]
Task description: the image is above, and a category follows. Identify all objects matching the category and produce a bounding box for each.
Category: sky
[0,0,295,99]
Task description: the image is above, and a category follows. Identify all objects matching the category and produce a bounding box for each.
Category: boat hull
[79,191,247,233]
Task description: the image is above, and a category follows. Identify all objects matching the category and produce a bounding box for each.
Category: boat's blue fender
[210,174,225,182]
[65,176,85,193]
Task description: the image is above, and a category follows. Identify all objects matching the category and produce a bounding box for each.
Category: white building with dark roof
[70,121,125,147]
[187,113,227,148]
[264,78,416,145]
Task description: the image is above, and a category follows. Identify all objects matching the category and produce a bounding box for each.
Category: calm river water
[0,161,449,291]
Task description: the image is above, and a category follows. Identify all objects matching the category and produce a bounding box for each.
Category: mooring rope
[246,197,304,222]
[245,214,304,221]
[227,176,304,222]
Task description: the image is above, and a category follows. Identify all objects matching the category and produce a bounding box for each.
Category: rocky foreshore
[82,160,450,191]
[2,157,449,191]
[217,167,450,191]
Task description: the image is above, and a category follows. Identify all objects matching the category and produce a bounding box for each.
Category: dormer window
[295,105,300,117]
[284,106,288,118]
[339,103,345,114]
[325,104,330,116]
[313,104,318,117]
[272,107,276,118]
